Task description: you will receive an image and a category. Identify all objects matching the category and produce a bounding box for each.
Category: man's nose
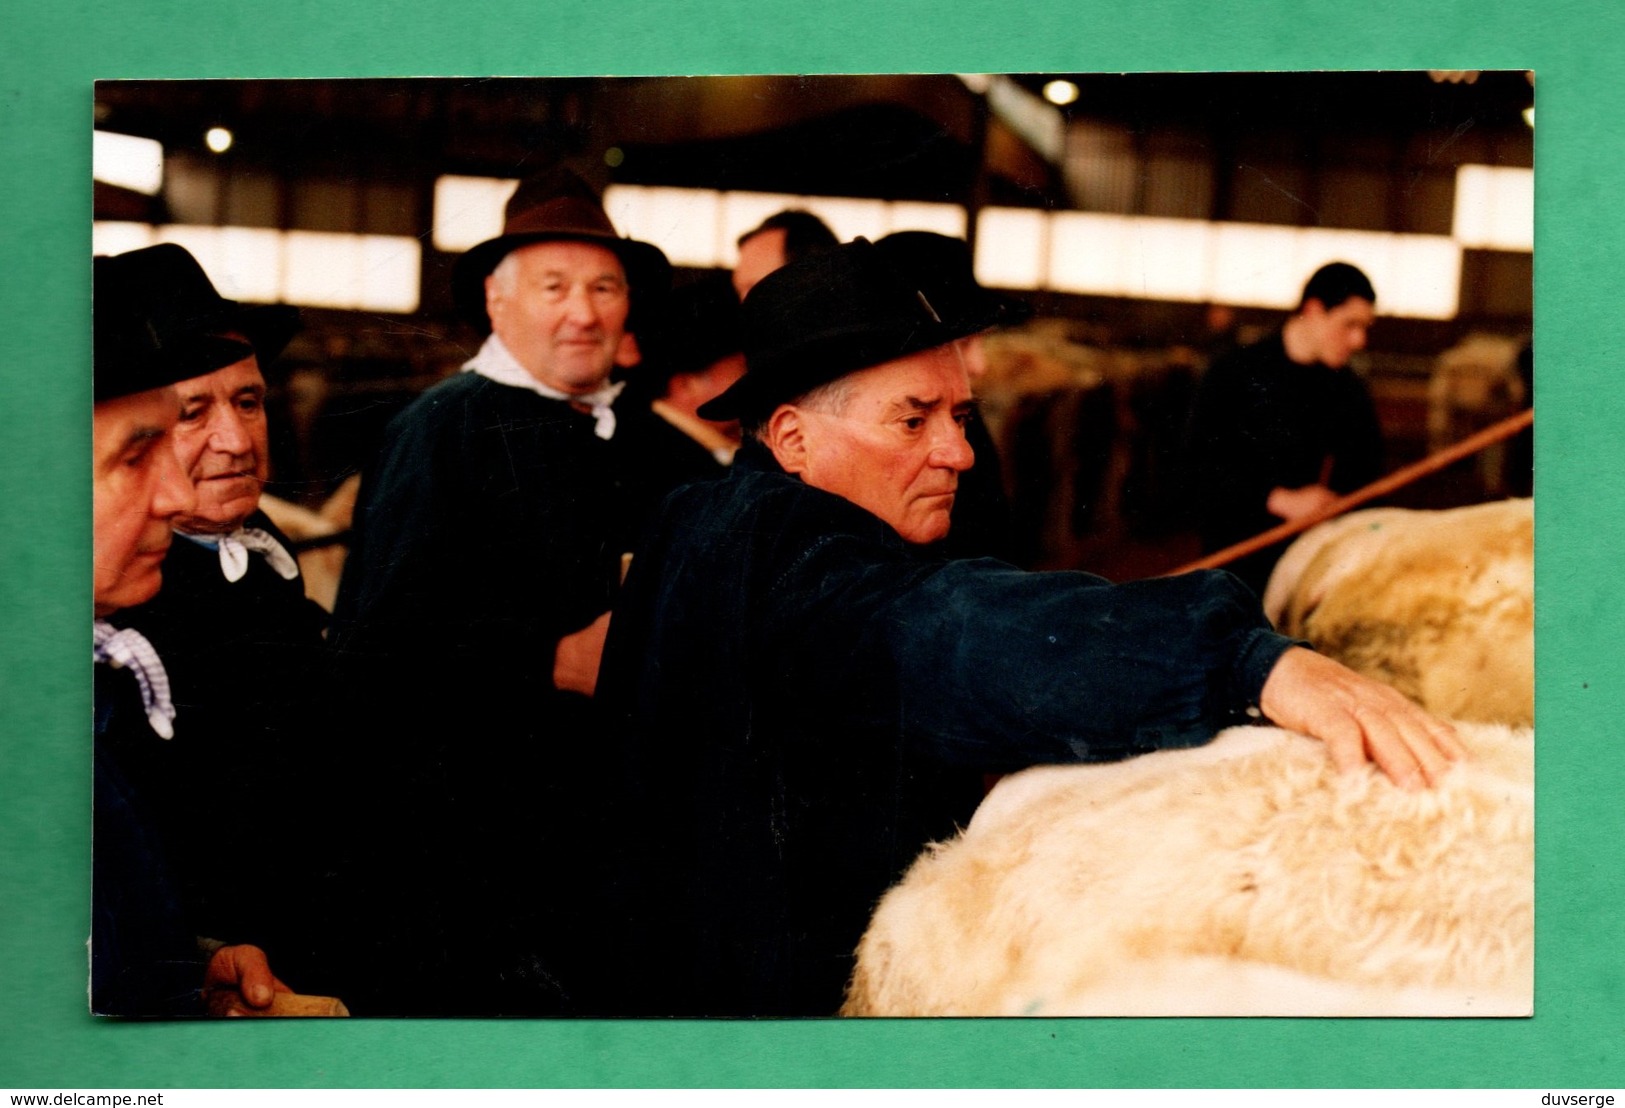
[562,282,601,326]
[932,423,976,472]
[209,407,252,455]
[153,440,198,518]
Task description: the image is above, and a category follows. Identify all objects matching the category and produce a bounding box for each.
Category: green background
[2,0,1618,1089]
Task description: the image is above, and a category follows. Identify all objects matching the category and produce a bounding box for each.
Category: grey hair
[743,375,856,443]
[488,252,521,296]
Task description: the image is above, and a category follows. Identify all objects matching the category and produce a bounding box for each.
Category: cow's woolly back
[1263,499,1533,726]
[843,722,1531,1017]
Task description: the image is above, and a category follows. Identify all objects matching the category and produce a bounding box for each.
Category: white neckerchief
[183,526,300,583]
[93,620,176,739]
[463,334,625,440]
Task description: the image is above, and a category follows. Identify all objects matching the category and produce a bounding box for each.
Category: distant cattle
[1262,499,1532,726]
[844,721,1531,1017]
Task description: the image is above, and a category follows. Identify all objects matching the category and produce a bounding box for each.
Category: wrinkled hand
[1266,483,1339,522]
[203,943,290,1016]
[1259,647,1468,789]
[553,610,611,697]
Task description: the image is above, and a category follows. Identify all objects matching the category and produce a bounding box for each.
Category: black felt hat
[698,238,985,423]
[874,231,1032,333]
[451,166,672,329]
[93,244,293,401]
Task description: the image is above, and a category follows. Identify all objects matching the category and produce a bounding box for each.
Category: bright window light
[974,208,1047,290]
[283,232,361,309]
[357,235,424,314]
[1453,165,1534,251]
[96,222,420,312]
[883,202,967,239]
[1051,214,1215,302]
[1383,235,1462,320]
[432,175,518,253]
[154,225,283,303]
[283,230,422,312]
[93,130,164,196]
[803,196,889,244]
[1209,223,1307,309]
[1049,211,1128,295]
[92,221,157,257]
[603,185,721,268]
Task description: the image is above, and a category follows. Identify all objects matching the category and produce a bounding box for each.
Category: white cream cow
[844,721,1531,1017]
[1262,498,1533,726]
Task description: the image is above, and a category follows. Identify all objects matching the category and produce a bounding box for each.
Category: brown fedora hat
[451,167,672,329]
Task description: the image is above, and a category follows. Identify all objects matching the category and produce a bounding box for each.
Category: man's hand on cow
[202,943,290,1016]
[554,610,612,697]
[1259,646,1468,789]
[1266,483,1339,522]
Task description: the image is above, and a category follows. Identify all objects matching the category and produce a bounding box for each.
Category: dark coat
[93,662,208,1017]
[1188,332,1384,594]
[327,370,631,1015]
[593,441,1297,1016]
[111,512,330,948]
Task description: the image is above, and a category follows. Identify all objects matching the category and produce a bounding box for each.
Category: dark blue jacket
[594,441,1297,1016]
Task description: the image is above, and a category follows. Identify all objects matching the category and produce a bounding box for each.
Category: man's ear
[765,404,810,474]
[484,274,503,321]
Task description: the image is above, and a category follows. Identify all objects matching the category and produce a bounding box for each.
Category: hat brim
[451,230,673,330]
[208,302,302,368]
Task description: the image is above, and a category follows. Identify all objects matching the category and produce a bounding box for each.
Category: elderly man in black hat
[92,246,292,1017]
[593,239,1464,1017]
[328,167,670,1014]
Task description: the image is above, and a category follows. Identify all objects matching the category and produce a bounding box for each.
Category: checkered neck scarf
[93,619,176,739]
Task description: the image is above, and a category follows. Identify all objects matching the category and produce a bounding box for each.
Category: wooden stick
[1172,407,1533,575]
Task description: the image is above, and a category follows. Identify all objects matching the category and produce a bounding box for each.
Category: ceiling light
[1043,80,1079,107]
[205,126,234,154]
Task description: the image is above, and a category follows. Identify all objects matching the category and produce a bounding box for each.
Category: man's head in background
[703,239,987,544]
[732,209,839,300]
[105,245,303,536]
[1288,261,1377,370]
[452,167,672,395]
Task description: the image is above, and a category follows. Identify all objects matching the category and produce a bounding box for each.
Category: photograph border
[3,0,1619,1088]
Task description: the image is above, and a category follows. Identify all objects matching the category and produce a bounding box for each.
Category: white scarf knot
[463,334,625,440]
[214,526,300,583]
[93,620,176,739]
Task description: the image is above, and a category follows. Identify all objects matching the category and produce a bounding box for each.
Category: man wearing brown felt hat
[592,238,1465,1017]
[328,167,671,1015]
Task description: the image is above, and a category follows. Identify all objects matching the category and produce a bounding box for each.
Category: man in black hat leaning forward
[92,246,291,1016]
[328,167,670,1014]
[594,239,1464,1017]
